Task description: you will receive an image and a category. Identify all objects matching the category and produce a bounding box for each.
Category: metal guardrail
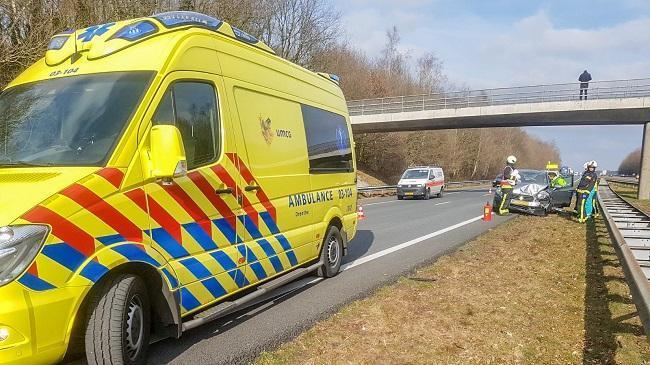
[606,176,640,187]
[598,181,650,336]
[347,78,650,116]
[357,180,492,194]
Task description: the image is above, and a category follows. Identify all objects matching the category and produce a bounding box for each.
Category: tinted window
[301,104,352,173]
[153,82,219,169]
[0,72,153,166]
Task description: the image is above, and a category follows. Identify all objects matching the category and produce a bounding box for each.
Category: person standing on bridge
[576,160,599,222]
[579,70,592,100]
[496,155,518,215]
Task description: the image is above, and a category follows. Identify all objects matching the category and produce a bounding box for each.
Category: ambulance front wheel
[85,274,151,365]
[318,225,343,278]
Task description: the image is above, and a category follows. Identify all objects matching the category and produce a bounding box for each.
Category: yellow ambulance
[0,11,357,364]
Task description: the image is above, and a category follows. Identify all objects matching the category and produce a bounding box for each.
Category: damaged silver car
[493,169,575,216]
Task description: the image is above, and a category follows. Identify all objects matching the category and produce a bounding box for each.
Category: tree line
[0,0,560,182]
[619,148,640,175]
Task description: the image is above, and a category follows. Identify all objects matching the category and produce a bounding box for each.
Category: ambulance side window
[153,82,219,169]
[301,104,353,173]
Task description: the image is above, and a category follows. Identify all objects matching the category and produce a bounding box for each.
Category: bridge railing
[348,78,650,116]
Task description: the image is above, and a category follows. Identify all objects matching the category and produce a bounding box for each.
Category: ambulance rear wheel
[317,225,343,278]
[437,187,444,198]
[85,274,151,365]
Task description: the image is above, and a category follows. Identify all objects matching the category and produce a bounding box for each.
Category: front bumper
[509,195,547,215]
[397,186,426,197]
[0,282,87,365]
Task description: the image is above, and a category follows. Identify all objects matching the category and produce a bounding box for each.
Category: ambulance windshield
[0,71,153,166]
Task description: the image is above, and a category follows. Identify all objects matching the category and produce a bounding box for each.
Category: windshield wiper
[0,161,55,167]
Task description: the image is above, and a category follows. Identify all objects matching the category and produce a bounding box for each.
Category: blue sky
[332,0,647,170]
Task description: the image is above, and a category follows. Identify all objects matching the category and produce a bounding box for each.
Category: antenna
[73,29,78,55]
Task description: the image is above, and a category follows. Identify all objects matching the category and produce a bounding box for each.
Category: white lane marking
[435,201,451,206]
[340,215,484,271]
[364,200,398,206]
[445,192,460,195]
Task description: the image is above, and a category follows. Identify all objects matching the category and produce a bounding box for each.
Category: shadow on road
[148,276,320,365]
[582,218,644,364]
[148,230,376,364]
[342,229,374,263]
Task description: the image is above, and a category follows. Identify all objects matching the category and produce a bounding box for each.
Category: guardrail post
[401,96,405,112]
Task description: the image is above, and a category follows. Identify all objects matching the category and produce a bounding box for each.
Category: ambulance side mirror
[150,125,187,179]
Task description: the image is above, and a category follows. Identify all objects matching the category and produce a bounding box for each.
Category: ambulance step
[182,260,324,332]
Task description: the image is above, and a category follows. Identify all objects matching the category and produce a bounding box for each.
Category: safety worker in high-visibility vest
[496,155,519,215]
[576,160,599,222]
[548,171,568,188]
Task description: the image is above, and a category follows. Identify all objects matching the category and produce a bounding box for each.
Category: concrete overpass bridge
[346,78,650,199]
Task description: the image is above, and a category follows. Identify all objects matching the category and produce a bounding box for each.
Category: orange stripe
[187,171,238,230]
[60,184,143,242]
[163,183,212,236]
[211,164,258,226]
[227,153,276,221]
[23,206,95,257]
[96,168,125,189]
[27,262,38,276]
[125,189,183,244]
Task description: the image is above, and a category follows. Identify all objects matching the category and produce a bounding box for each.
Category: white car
[397,166,445,200]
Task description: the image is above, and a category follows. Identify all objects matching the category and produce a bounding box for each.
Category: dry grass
[255,214,649,365]
[609,182,650,216]
[357,170,388,187]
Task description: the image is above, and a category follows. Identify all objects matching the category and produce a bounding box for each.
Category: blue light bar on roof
[153,11,222,30]
[110,20,158,42]
[48,35,70,50]
[231,26,258,44]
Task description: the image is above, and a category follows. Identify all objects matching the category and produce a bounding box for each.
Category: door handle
[245,185,260,192]
[215,187,233,194]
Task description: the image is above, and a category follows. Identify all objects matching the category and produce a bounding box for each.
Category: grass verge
[255,214,649,365]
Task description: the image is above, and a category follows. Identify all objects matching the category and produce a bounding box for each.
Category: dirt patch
[255,214,649,365]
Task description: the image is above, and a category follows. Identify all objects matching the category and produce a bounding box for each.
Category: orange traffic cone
[357,206,366,220]
[483,202,493,221]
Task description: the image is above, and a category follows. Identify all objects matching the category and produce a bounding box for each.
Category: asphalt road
[67,189,512,365]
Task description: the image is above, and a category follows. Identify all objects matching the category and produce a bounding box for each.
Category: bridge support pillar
[639,122,650,200]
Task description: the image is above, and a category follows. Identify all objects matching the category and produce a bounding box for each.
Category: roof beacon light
[154,11,222,30]
[231,26,258,44]
[47,35,70,51]
[111,20,158,42]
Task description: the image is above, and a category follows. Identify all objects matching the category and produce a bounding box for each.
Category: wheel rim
[125,295,144,361]
[326,235,340,268]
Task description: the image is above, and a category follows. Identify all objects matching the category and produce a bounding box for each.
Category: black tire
[437,187,444,198]
[424,189,430,200]
[85,275,151,365]
[397,195,403,200]
[317,225,344,278]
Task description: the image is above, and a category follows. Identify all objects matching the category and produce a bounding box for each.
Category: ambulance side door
[142,72,247,314]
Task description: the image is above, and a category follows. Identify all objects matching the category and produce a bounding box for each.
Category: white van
[397,166,445,200]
